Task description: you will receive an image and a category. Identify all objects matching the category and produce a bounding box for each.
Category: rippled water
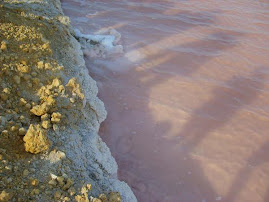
[61,1,269,201]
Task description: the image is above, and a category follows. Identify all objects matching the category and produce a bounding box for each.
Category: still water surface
[62,1,269,201]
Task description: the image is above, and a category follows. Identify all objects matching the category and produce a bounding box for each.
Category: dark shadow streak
[140,30,243,80]
[177,67,265,150]
[224,140,269,202]
[121,30,246,201]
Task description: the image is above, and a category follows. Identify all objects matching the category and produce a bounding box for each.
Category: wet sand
[61,0,269,201]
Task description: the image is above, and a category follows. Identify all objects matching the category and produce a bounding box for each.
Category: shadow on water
[171,67,266,202]
[135,49,268,201]
[125,32,263,202]
[125,9,219,55]
[259,0,269,6]
[137,30,243,80]
[110,16,250,202]
[176,68,266,149]
[224,139,269,202]
[61,0,269,201]
[97,9,251,202]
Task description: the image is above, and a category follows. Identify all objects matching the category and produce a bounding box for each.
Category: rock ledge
[0,0,137,201]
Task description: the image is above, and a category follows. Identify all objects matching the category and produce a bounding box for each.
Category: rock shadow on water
[224,139,269,202]
[119,26,253,200]
[114,33,246,201]
[173,67,267,202]
[177,67,266,148]
[98,16,247,202]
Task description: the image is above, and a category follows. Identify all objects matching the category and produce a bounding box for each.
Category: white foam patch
[74,28,123,58]
[125,50,145,62]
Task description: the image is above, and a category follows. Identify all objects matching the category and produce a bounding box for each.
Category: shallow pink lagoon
[61,1,269,201]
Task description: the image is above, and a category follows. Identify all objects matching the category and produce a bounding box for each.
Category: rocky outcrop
[0,0,137,201]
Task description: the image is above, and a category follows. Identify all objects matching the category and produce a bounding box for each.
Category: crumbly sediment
[0,1,137,202]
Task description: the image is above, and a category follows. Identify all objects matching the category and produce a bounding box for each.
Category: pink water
[61,1,269,201]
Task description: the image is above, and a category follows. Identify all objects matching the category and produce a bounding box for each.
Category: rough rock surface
[0,0,137,201]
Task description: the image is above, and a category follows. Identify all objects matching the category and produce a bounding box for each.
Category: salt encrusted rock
[108,192,121,202]
[0,190,13,201]
[92,198,102,202]
[42,120,51,129]
[31,179,39,186]
[54,190,62,200]
[48,179,57,186]
[0,41,7,50]
[18,127,26,136]
[23,124,50,154]
[99,194,107,202]
[23,169,29,177]
[51,112,62,123]
[56,176,65,186]
[30,103,51,116]
[66,77,85,99]
[62,178,74,190]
